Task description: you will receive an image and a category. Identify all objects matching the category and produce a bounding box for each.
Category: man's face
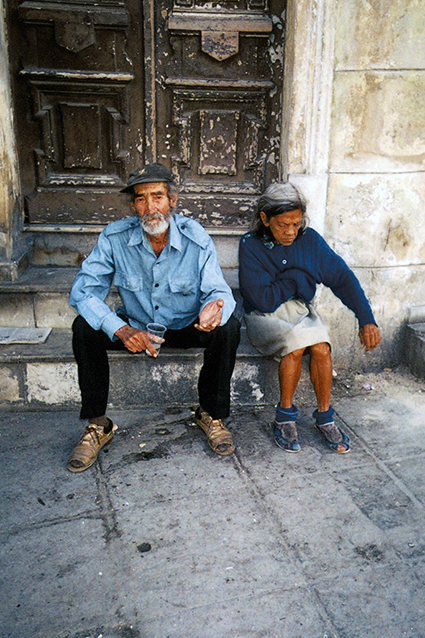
[131,182,177,236]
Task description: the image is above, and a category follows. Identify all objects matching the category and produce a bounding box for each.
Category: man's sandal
[195,407,235,456]
[272,421,301,453]
[67,420,118,472]
[315,422,350,454]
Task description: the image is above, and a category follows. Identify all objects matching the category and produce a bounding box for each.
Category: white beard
[140,213,171,236]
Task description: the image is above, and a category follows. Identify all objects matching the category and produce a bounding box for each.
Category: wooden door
[7,0,285,227]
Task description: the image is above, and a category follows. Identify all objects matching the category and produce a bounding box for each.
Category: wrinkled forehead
[133,182,169,196]
[265,208,303,221]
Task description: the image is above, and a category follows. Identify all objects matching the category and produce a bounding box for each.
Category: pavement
[1,365,425,638]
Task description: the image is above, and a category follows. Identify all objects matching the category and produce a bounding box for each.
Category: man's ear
[169,193,178,208]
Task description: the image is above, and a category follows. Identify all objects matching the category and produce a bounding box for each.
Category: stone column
[281,0,338,233]
[0,0,27,280]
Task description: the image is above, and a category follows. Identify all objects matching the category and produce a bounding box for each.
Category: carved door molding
[8,0,285,227]
[9,0,146,224]
[159,0,285,225]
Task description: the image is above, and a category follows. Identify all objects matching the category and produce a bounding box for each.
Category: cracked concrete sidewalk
[1,366,425,638]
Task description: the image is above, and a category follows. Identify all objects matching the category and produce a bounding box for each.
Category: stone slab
[0,292,35,327]
[335,0,425,71]
[0,328,286,409]
[326,172,425,267]
[404,323,425,380]
[0,365,21,404]
[330,71,425,173]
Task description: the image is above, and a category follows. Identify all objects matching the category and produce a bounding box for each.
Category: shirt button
[154,283,159,287]
[155,305,159,310]
[282,259,287,265]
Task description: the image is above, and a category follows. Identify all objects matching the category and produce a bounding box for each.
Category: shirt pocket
[168,278,199,315]
[113,271,144,292]
[169,278,197,296]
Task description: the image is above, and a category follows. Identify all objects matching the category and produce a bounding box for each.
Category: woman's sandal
[272,420,301,453]
[315,421,350,454]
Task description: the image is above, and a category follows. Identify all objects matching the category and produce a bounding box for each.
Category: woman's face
[260,209,303,246]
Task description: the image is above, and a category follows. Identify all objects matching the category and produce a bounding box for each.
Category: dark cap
[120,163,174,193]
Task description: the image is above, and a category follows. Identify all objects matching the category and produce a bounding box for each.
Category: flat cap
[120,163,173,193]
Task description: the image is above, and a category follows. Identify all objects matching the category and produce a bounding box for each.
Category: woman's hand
[359,324,381,352]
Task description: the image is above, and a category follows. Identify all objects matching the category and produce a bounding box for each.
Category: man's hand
[194,299,224,332]
[115,324,163,357]
[359,324,381,352]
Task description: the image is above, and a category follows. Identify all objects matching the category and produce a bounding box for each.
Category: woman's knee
[283,347,305,363]
[309,341,331,358]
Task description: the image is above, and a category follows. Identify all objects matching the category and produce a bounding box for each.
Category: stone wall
[0,0,26,280]
[283,0,425,369]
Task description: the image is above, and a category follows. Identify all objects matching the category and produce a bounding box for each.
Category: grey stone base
[404,323,425,380]
[0,328,316,411]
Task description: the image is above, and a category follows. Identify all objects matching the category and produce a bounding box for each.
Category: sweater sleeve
[316,235,377,327]
[238,235,297,313]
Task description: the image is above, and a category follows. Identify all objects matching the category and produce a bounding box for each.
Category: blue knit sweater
[238,228,377,327]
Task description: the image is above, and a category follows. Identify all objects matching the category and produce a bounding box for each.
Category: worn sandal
[315,422,350,454]
[272,420,301,453]
[67,420,118,472]
[195,407,235,456]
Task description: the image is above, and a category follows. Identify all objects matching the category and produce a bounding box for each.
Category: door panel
[7,0,285,226]
[157,0,285,226]
[8,0,145,224]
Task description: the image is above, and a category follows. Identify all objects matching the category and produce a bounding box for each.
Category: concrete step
[4,266,419,411]
[1,326,316,411]
[0,266,80,329]
[0,265,239,329]
[0,265,305,411]
[404,322,425,380]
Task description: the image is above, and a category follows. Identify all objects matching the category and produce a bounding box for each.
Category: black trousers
[72,313,241,421]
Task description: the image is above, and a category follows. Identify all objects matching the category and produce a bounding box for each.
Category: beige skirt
[244,298,331,361]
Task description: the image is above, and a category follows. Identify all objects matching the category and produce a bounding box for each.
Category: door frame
[0,0,338,279]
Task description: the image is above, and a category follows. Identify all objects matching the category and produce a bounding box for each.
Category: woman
[238,182,381,454]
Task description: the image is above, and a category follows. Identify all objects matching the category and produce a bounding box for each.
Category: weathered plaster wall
[0,0,26,280]
[283,0,425,368]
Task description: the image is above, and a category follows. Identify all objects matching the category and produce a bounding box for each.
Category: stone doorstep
[0,265,286,409]
[0,265,239,293]
[404,323,425,380]
[0,265,79,293]
[1,327,313,410]
[0,265,240,329]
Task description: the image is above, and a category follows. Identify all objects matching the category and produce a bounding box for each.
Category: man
[68,163,241,472]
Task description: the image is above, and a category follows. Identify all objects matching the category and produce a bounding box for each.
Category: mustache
[143,212,169,223]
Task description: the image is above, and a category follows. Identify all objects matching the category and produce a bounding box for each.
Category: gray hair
[251,182,309,239]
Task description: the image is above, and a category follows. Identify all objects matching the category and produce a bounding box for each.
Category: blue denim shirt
[69,214,236,339]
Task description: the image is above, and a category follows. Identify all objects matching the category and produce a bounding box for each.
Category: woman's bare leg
[279,348,305,408]
[308,342,332,411]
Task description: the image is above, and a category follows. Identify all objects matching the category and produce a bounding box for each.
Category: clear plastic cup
[146,322,166,355]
